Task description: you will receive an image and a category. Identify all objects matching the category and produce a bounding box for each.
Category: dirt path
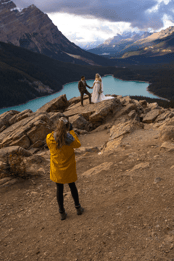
[1,128,174,261]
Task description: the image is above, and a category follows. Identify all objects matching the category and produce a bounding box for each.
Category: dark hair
[54,118,70,149]
[81,76,85,79]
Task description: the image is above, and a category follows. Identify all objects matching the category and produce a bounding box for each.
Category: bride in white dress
[91,73,114,103]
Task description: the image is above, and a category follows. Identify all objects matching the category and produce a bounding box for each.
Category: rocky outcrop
[1,93,174,181]
[69,115,89,131]
[142,109,162,123]
[0,110,19,131]
[65,97,120,121]
[0,146,32,160]
[0,113,52,149]
[8,109,33,125]
[36,95,69,113]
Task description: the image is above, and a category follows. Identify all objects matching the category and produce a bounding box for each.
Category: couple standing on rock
[78,73,114,106]
[46,75,114,221]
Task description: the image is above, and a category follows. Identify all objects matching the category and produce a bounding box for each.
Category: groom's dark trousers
[78,80,91,106]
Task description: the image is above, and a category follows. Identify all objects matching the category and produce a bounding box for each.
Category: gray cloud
[13,0,174,30]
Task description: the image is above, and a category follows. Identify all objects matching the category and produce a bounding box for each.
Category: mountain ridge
[89,26,174,59]
[0,0,116,66]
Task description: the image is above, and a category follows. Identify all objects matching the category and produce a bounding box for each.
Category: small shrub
[6,152,27,178]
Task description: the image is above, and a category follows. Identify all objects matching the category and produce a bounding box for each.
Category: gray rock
[128,110,136,119]
[9,109,33,125]
[155,111,172,122]
[36,94,69,113]
[89,99,120,122]
[64,98,120,123]
[0,125,7,133]
[0,113,51,149]
[160,141,174,151]
[143,109,161,123]
[10,135,31,149]
[139,100,147,107]
[116,103,137,118]
[0,110,19,129]
[0,177,13,186]
[69,115,89,130]
[154,177,162,184]
[160,127,174,141]
[0,146,32,160]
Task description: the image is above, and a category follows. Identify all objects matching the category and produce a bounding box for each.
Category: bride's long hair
[95,73,102,82]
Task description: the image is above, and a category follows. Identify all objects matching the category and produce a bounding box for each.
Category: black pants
[56,182,80,213]
[80,90,91,105]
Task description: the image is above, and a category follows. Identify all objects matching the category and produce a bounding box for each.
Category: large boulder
[0,113,51,149]
[161,141,174,152]
[36,94,69,113]
[160,126,174,141]
[69,115,89,130]
[142,109,161,123]
[64,98,120,120]
[9,109,33,125]
[155,111,173,123]
[104,120,143,152]
[115,103,137,118]
[0,110,19,131]
[0,146,32,160]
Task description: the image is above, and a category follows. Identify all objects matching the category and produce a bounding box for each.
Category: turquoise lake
[0,75,159,115]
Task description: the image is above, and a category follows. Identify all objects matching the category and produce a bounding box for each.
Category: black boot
[76,204,84,215]
[59,209,67,220]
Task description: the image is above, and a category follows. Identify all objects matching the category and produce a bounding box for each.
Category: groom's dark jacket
[78,80,91,93]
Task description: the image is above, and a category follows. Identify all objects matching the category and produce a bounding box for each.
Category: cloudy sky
[13,0,174,47]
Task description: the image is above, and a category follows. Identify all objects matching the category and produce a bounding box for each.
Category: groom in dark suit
[78,76,93,106]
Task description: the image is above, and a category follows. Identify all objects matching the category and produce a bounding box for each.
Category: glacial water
[0,75,159,115]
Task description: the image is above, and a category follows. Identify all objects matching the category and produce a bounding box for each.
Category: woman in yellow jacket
[46,117,84,220]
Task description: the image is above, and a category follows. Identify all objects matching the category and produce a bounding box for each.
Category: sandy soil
[1,126,174,261]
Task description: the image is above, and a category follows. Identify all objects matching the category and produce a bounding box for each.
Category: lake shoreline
[0,75,167,113]
[146,86,170,102]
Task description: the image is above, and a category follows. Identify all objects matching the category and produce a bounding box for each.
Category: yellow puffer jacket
[46,130,81,184]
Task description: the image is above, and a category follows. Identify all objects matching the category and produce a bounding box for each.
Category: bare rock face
[36,95,69,113]
[64,97,120,122]
[105,119,144,152]
[155,111,174,123]
[0,1,77,58]
[0,110,19,131]
[0,113,52,149]
[9,109,33,125]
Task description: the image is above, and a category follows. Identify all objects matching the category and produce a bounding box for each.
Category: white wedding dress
[91,80,114,103]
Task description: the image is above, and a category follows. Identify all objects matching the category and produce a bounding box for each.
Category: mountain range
[88,31,152,57]
[88,26,174,61]
[0,0,116,66]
